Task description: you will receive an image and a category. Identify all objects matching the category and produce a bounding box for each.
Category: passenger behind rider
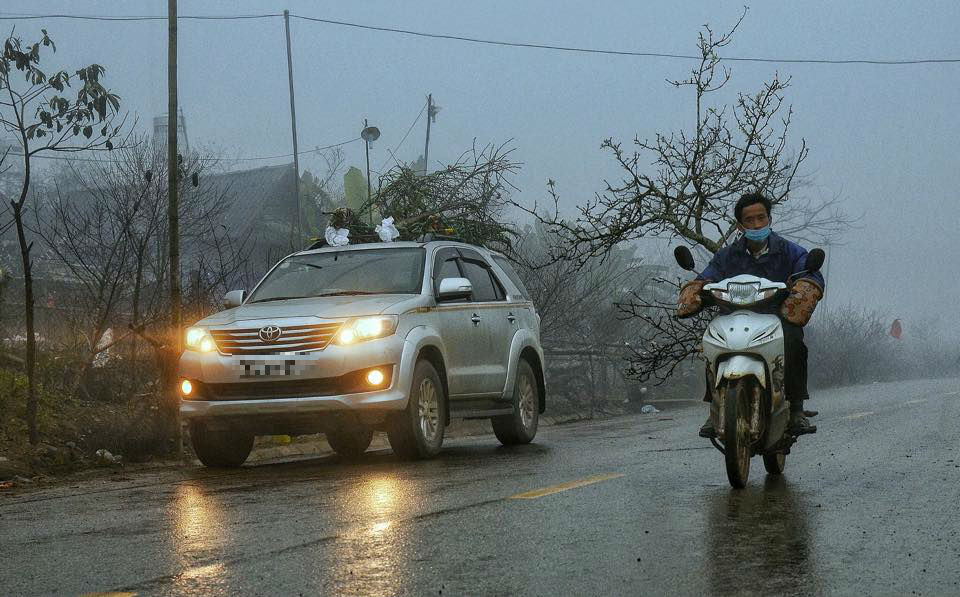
[676,192,825,436]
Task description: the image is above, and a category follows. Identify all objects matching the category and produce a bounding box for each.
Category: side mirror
[674,246,696,271]
[223,289,246,308]
[437,277,472,301]
[804,249,825,274]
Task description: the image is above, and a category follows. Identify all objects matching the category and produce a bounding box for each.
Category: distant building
[152,109,190,155]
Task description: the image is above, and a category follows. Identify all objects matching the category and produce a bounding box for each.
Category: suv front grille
[210,322,342,355]
[204,378,340,400]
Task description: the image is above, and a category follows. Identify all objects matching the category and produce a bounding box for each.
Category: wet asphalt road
[3,377,960,597]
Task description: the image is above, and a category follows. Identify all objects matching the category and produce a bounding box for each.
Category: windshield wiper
[248,295,308,304]
[311,291,378,297]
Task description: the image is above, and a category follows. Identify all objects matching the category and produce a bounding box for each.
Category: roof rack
[416,233,467,243]
[303,232,469,250]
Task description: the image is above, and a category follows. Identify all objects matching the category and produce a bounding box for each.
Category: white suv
[178,239,546,466]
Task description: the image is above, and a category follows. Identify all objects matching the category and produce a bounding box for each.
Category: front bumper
[179,334,415,420]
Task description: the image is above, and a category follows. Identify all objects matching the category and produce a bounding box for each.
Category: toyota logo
[258,325,282,342]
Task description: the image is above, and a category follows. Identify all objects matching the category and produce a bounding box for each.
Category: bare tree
[33,136,250,401]
[0,30,125,442]
[508,12,855,384]
[511,11,852,265]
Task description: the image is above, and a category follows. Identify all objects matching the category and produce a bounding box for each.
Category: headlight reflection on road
[170,484,230,595]
[326,474,412,595]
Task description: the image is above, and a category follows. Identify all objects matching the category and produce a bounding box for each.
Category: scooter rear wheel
[723,378,753,489]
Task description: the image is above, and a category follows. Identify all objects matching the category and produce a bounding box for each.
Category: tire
[189,422,254,468]
[722,378,753,489]
[387,359,446,460]
[763,451,786,475]
[492,359,540,446]
[326,426,374,458]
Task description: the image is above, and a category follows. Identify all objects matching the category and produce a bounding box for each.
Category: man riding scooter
[677,192,825,436]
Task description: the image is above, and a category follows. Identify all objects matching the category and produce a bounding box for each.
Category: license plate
[236,359,299,378]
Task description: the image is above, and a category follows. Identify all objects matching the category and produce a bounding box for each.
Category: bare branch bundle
[363,140,522,247]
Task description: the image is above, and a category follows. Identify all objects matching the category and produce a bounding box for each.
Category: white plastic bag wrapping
[324,226,350,247]
[376,217,400,242]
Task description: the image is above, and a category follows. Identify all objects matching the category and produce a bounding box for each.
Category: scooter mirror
[674,246,696,271]
[805,248,825,273]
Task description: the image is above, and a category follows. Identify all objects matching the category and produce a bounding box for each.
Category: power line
[380,100,427,171]
[1,11,958,65]
[292,14,960,65]
[0,12,280,22]
[3,137,361,164]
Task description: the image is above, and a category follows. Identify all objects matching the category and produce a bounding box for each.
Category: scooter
[674,245,825,488]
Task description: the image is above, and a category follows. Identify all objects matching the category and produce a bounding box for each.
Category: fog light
[180,379,193,396]
[366,369,385,386]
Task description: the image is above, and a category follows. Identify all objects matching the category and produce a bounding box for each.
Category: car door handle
[507,312,516,323]
[471,313,482,326]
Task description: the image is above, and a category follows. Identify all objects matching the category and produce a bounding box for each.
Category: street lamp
[361,120,380,225]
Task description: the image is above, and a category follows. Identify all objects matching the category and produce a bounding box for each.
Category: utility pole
[364,118,372,224]
[167,0,181,450]
[283,9,302,243]
[422,93,432,175]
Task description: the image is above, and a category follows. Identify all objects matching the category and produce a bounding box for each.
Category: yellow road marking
[509,473,624,499]
[905,399,927,405]
[842,411,875,420]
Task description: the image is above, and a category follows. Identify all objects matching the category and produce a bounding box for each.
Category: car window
[490,255,530,300]
[433,248,462,285]
[248,248,424,303]
[433,248,468,303]
[460,259,501,302]
[435,258,462,287]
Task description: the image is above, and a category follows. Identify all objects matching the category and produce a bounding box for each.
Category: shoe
[788,410,815,435]
[699,417,716,438]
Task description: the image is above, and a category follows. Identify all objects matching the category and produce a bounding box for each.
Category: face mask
[743,226,770,242]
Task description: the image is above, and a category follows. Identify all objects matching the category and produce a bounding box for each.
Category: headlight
[185,327,218,352]
[727,282,760,305]
[713,284,778,306]
[334,316,399,345]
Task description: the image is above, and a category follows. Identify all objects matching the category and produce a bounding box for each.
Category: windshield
[248,248,425,303]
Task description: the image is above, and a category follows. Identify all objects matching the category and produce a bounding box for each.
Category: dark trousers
[703,319,809,407]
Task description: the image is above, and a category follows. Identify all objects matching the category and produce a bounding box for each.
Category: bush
[806,305,960,388]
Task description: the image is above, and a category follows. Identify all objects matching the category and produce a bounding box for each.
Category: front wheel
[722,378,753,488]
[762,451,786,475]
[189,422,254,468]
[326,425,374,458]
[387,359,446,460]
[492,359,540,445]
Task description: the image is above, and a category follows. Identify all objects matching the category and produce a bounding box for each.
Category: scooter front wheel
[762,451,786,475]
[723,378,753,488]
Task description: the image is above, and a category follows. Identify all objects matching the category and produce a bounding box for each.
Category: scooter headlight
[728,282,760,305]
[715,284,778,306]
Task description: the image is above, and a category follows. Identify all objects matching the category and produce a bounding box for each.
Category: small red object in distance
[889,318,902,339]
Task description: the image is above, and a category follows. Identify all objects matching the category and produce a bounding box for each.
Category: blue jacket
[697,232,825,290]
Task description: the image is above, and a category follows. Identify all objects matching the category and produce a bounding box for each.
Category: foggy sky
[4,0,959,334]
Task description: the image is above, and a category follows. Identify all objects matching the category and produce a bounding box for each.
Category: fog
[6,0,959,335]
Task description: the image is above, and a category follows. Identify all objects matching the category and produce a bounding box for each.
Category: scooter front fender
[716,355,767,388]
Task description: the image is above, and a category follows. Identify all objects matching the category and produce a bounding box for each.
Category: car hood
[198,294,420,326]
